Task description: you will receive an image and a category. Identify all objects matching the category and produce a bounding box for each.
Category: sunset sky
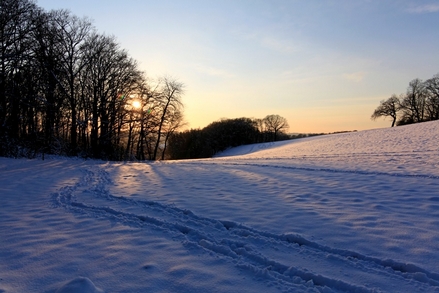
[37,0,439,133]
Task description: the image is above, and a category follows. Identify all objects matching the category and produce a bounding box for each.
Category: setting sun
[132,100,141,109]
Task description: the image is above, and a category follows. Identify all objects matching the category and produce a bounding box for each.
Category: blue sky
[37,0,439,132]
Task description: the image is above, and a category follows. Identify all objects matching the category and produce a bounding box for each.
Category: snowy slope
[1,121,439,293]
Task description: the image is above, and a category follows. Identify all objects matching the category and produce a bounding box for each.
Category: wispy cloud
[343,72,366,82]
[407,4,439,13]
[232,27,300,55]
[195,65,235,79]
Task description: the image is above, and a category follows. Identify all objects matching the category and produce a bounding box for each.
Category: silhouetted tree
[425,74,439,121]
[167,115,291,160]
[152,77,184,160]
[400,78,427,124]
[371,94,401,127]
[372,73,439,127]
[0,1,186,160]
[167,129,208,159]
[0,0,39,155]
[54,11,93,154]
[263,114,289,141]
[203,118,259,155]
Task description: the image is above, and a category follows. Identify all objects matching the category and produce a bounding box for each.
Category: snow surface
[1,121,439,292]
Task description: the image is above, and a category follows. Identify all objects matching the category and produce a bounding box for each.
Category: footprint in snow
[55,277,104,293]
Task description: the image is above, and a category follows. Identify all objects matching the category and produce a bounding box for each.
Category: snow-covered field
[1,121,439,293]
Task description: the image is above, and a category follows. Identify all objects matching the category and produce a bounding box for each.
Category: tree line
[371,73,439,127]
[0,0,184,160]
[166,114,291,160]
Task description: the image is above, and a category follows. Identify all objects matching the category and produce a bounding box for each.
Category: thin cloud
[343,72,366,82]
[232,28,300,54]
[407,4,439,13]
[195,65,235,79]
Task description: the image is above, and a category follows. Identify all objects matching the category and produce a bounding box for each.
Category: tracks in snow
[191,159,439,180]
[52,165,439,293]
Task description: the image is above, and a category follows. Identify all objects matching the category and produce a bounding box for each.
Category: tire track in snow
[51,166,439,293]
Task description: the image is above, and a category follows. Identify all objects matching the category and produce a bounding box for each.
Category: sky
[36,0,439,133]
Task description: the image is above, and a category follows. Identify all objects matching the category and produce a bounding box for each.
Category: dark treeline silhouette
[372,73,439,127]
[0,0,184,160]
[167,115,291,160]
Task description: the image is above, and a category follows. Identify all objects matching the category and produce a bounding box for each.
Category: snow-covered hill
[1,121,438,292]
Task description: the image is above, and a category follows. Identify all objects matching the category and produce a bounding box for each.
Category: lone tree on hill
[263,114,289,141]
[371,94,401,127]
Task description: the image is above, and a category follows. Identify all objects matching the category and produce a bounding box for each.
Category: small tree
[371,94,401,127]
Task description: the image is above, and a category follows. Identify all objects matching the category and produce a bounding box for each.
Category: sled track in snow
[52,166,439,293]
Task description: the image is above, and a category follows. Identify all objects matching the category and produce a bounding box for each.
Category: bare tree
[152,77,184,160]
[0,0,187,160]
[371,94,401,127]
[49,10,93,153]
[263,114,289,141]
[81,33,144,158]
[400,78,427,124]
[424,74,439,121]
[161,109,185,160]
[0,0,38,142]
